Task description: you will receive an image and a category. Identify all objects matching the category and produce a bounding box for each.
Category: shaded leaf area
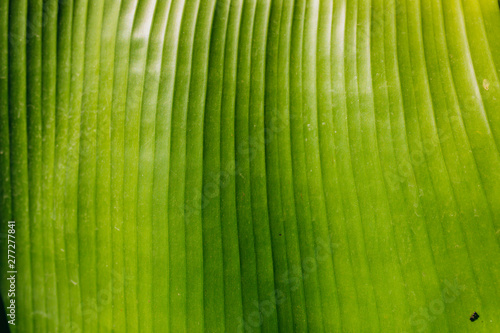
[1,0,500,332]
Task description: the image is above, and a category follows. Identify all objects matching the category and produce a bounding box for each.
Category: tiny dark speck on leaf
[279,234,282,236]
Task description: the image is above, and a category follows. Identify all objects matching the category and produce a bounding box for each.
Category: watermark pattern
[5,2,489,331]
[8,0,59,47]
[409,278,466,332]
[384,115,461,194]
[184,110,291,219]
[61,269,134,333]
[6,221,16,326]
[384,93,486,199]
[237,237,339,332]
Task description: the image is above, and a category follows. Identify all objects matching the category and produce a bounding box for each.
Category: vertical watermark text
[6,221,16,326]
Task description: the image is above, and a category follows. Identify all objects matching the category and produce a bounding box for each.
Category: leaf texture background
[1,0,500,332]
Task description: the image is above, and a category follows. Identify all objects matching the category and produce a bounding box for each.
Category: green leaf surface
[1,0,500,332]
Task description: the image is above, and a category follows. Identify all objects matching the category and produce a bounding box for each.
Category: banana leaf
[1,0,500,332]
